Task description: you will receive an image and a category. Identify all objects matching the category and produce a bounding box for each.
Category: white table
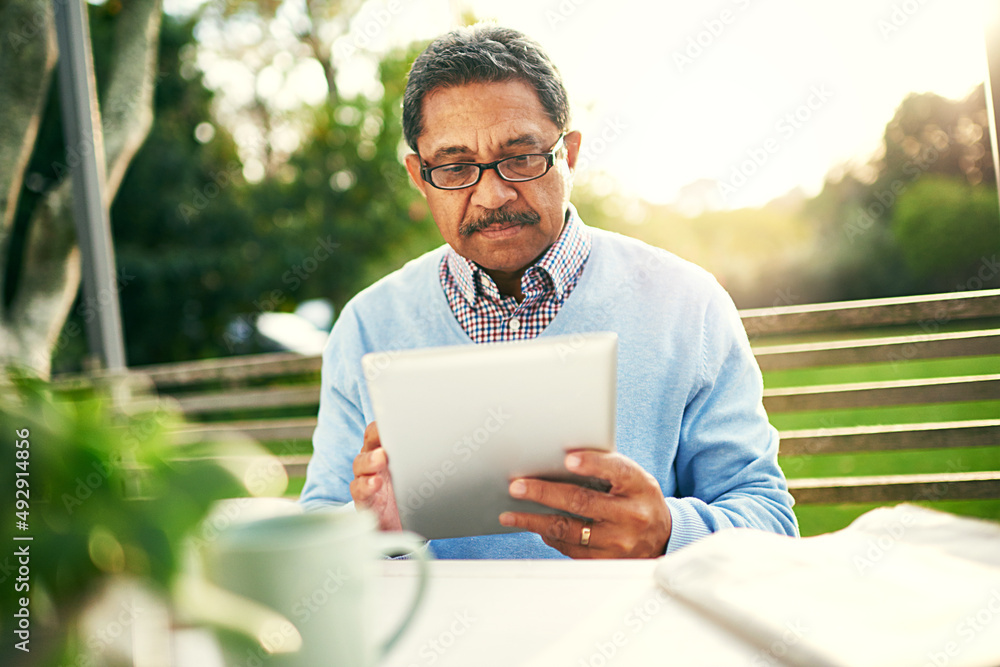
[167,505,1000,667]
[375,559,762,667]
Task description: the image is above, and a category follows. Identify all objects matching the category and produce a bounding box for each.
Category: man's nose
[470,167,518,210]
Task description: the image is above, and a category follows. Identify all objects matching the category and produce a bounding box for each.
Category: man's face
[405,79,581,276]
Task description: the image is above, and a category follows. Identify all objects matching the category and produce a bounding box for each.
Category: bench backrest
[55,289,1000,527]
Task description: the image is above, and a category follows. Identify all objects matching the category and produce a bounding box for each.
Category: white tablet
[361,332,617,540]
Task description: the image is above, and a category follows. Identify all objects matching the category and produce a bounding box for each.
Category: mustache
[460,208,541,237]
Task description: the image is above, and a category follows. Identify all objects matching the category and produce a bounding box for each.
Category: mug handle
[375,530,431,656]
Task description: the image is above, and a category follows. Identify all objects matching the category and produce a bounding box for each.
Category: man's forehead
[422,131,549,162]
[416,80,557,158]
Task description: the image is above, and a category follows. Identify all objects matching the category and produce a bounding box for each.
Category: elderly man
[300,23,798,558]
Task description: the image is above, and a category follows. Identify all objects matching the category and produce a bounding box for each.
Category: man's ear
[404,153,429,198]
[564,130,582,172]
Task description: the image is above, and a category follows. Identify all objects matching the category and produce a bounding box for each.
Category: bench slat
[779,419,1000,456]
[279,454,311,479]
[742,289,1000,337]
[148,354,323,389]
[764,374,1000,413]
[56,353,324,391]
[753,329,1000,371]
[174,386,320,415]
[171,417,318,444]
[788,471,1000,504]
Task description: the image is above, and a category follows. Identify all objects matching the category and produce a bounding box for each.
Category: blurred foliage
[587,85,999,308]
[0,374,245,665]
[44,10,438,372]
[893,175,1000,291]
[877,87,995,190]
[785,85,999,306]
[29,4,998,372]
[574,180,814,306]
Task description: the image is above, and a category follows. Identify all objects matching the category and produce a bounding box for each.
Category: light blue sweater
[300,224,799,557]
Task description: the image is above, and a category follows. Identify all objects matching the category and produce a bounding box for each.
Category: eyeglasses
[419,134,566,190]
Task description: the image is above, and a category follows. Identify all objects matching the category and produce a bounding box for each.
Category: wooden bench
[56,288,1000,529]
[744,288,1000,513]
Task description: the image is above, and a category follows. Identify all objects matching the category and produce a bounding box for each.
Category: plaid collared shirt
[439,209,592,343]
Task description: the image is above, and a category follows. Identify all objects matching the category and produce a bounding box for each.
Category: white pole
[52,0,127,372]
[986,3,1000,203]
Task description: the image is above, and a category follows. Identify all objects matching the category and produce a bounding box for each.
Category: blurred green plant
[0,371,246,665]
[893,175,1000,291]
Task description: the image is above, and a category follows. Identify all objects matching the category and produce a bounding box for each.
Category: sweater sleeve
[299,306,367,512]
[664,286,799,552]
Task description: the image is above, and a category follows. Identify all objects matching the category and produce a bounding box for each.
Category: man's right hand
[349,422,402,531]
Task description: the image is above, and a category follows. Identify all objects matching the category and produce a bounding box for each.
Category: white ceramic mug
[199,508,429,667]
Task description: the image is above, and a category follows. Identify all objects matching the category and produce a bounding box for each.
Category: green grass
[795,500,1000,537]
[285,476,306,497]
[769,400,1000,431]
[263,438,314,456]
[780,445,1000,479]
[765,352,1000,535]
[763,354,1000,389]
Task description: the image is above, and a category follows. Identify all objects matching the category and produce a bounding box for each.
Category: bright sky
[168,0,992,211]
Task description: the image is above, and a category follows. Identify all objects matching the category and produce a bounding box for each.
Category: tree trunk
[0,0,162,379]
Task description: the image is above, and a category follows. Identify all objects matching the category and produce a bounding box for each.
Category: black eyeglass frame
[418,133,567,190]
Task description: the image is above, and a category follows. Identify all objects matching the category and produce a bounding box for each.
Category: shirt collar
[445,204,591,308]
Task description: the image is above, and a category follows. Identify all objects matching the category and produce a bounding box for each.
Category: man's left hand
[498,451,672,558]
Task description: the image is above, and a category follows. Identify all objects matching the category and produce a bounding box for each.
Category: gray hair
[402,23,571,152]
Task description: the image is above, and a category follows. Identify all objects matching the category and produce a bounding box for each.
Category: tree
[0,0,162,379]
[92,12,259,367]
[188,0,364,177]
[892,175,1000,293]
[81,22,439,368]
[786,84,998,304]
